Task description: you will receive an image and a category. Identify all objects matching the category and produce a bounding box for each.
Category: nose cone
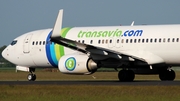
[1,48,7,59]
[2,47,8,60]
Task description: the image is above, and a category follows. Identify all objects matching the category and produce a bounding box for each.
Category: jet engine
[58,54,98,74]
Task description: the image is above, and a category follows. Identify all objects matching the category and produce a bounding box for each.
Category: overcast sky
[1,0,180,46]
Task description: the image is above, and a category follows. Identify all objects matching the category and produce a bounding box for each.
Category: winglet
[51,9,63,38]
[131,21,134,26]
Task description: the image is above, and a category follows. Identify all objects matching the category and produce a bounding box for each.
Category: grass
[0,85,180,101]
[1,68,180,101]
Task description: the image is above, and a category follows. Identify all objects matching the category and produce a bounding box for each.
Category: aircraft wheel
[159,70,166,81]
[127,70,135,81]
[27,74,36,81]
[167,70,175,80]
[159,70,175,81]
[118,70,127,81]
[118,70,135,82]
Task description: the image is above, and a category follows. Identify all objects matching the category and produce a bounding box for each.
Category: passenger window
[39,41,42,45]
[121,39,124,43]
[102,40,104,44]
[82,40,84,43]
[32,41,35,45]
[168,38,170,42]
[106,40,108,44]
[90,40,93,44]
[36,41,38,45]
[43,41,45,45]
[117,39,119,43]
[146,39,148,43]
[142,39,144,43]
[134,39,137,43]
[98,40,101,44]
[177,38,179,42]
[163,38,166,42]
[109,40,112,43]
[130,39,133,43]
[150,39,153,43]
[126,39,128,43]
[172,38,175,42]
[154,39,157,43]
[138,39,141,43]
[159,38,161,43]
[11,40,18,46]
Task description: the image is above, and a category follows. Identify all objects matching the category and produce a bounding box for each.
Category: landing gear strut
[27,68,36,81]
[159,69,175,81]
[118,70,135,82]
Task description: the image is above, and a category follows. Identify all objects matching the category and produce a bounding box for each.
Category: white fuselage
[2,24,180,68]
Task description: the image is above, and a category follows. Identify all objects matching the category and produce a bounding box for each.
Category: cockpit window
[11,40,17,46]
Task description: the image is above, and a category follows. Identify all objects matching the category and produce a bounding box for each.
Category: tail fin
[51,9,63,38]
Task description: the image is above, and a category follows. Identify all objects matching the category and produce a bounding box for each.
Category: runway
[0,80,180,85]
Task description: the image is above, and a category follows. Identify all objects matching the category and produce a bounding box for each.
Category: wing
[51,10,165,66]
[51,35,164,64]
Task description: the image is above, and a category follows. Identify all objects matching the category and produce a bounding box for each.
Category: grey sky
[1,0,180,46]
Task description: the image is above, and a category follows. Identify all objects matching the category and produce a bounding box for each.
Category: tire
[27,74,33,81]
[127,70,135,81]
[159,70,175,81]
[27,74,36,81]
[118,70,135,82]
[32,74,36,81]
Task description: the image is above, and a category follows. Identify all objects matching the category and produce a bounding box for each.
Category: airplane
[2,9,179,81]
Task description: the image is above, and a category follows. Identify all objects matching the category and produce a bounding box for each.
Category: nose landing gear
[27,68,36,81]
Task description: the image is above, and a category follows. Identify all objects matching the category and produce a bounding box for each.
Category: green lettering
[82,32,86,37]
[108,31,114,37]
[86,31,91,38]
[102,31,108,37]
[78,31,82,38]
[116,31,122,37]
[113,29,119,37]
[97,31,102,37]
[77,29,124,38]
[91,31,97,37]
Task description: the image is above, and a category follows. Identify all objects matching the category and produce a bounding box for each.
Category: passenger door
[23,34,32,53]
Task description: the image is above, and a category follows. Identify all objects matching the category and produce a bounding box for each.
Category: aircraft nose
[2,47,8,60]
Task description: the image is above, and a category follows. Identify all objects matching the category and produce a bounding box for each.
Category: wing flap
[120,50,164,64]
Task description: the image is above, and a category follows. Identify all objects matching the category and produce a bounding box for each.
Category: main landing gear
[118,68,176,82]
[159,69,175,81]
[27,68,36,81]
[118,70,135,82]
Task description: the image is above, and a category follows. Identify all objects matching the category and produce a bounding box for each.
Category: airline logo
[78,29,143,38]
[46,27,143,67]
[45,27,72,67]
[65,57,76,71]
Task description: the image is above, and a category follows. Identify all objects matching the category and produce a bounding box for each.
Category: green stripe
[55,44,60,60]
[61,27,72,38]
[59,27,72,56]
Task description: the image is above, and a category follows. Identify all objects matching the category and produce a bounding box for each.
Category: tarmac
[0,80,180,86]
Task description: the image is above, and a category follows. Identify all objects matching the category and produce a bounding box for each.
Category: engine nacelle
[58,54,98,74]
